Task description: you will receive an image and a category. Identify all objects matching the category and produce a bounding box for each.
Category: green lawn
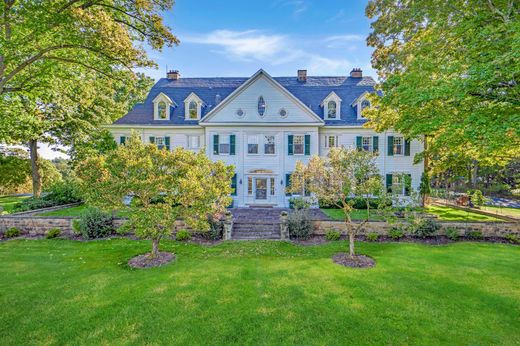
[0,195,29,214]
[481,205,520,219]
[321,208,384,221]
[322,206,504,222]
[0,240,518,345]
[425,205,503,222]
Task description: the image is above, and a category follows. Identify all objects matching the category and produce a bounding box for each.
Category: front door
[255,178,267,200]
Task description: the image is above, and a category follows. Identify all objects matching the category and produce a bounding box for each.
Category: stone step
[232,233,281,240]
[233,225,279,232]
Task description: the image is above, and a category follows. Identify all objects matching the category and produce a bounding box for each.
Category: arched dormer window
[188,101,198,119]
[361,99,370,111]
[158,101,167,119]
[327,101,337,118]
[352,92,372,119]
[258,96,266,116]
[321,92,342,120]
[153,92,174,120]
[184,93,204,120]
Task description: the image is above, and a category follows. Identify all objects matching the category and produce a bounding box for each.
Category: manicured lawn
[0,240,518,345]
[481,205,520,219]
[425,205,503,222]
[0,195,29,214]
[321,208,384,221]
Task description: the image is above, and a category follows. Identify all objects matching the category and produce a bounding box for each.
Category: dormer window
[361,99,370,110]
[353,92,372,119]
[322,92,342,120]
[327,101,337,118]
[184,92,204,120]
[258,96,266,116]
[153,92,174,120]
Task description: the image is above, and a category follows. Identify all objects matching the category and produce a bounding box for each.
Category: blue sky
[142,0,375,80]
[41,0,375,159]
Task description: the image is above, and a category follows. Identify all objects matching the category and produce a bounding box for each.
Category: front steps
[231,208,283,240]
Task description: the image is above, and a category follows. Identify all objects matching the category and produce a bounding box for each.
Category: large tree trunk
[151,237,160,257]
[28,139,42,198]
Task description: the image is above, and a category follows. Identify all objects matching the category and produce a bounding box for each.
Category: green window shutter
[213,135,219,155]
[285,174,292,196]
[387,136,394,156]
[356,136,362,150]
[288,135,294,155]
[304,135,311,155]
[149,136,155,144]
[405,174,412,196]
[164,136,170,151]
[230,135,236,155]
[386,174,393,193]
[231,174,237,196]
[120,136,126,145]
[404,139,411,156]
[372,136,379,153]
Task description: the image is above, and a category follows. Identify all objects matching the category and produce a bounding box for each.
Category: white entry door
[255,178,268,200]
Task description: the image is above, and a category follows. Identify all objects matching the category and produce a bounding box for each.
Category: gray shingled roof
[113,74,377,126]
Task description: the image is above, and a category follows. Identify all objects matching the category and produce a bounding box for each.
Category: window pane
[258,96,266,116]
[362,136,371,151]
[327,101,336,118]
[270,177,275,195]
[264,135,275,154]
[294,135,304,154]
[327,136,336,148]
[189,101,198,119]
[248,177,253,195]
[156,137,165,149]
[158,102,167,119]
[248,135,258,154]
[394,137,403,155]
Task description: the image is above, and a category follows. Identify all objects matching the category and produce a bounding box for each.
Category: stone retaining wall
[313,220,520,237]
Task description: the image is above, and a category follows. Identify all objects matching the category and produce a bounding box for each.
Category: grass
[0,240,518,345]
[481,206,520,219]
[0,195,29,214]
[321,208,384,221]
[425,205,503,222]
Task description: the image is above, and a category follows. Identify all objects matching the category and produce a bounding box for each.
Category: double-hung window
[293,135,304,155]
[362,136,372,151]
[393,137,404,155]
[264,135,275,154]
[219,136,230,154]
[248,135,259,154]
[326,135,338,148]
[188,135,200,149]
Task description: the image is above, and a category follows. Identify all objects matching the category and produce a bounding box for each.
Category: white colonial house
[107,68,424,208]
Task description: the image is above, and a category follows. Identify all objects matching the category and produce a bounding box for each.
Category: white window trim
[356,93,371,120]
[293,134,305,155]
[325,135,338,148]
[264,135,276,155]
[217,133,231,155]
[321,92,342,120]
[247,135,260,155]
[393,136,404,156]
[153,92,174,120]
[187,135,200,149]
[184,92,204,120]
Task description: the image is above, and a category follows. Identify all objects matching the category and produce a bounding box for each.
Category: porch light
[239,179,242,185]
[280,179,284,185]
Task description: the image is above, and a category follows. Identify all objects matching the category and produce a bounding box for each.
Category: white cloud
[183,29,355,75]
[273,0,308,17]
[325,34,364,49]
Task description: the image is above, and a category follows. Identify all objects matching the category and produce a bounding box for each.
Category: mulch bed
[128,252,175,268]
[332,252,376,268]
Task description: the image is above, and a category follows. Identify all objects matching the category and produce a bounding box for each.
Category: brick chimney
[167,70,180,80]
[297,69,307,82]
[350,68,362,78]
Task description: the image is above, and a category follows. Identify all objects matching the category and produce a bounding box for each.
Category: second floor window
[248,136,259,154]
[393,137,403,155]
[264,135,275,154]
[220,135,230,154]
[294,135,304,155]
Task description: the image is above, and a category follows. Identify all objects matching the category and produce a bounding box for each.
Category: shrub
[46,180,82,205]
[504,233,519,244]
[13,197,58,212]
[388,227,405,240]
[203,215,223,240]
[289,197,311,210]
[77,208,114,239]
[366,232,379,242]
[325,230,340,241]
[319,197,391,209]
[46,228,61,239]
[4,227,21,238]
[466,230,483,240]
[411,218,441,238]
[287,209,312,240]
[175,229,191,241]
[467,189,486,207]
[72,219,81,234]
[445,227,459,241]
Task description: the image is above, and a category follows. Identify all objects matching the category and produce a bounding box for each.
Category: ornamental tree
[76,135,234,257]
[289,148,383,257]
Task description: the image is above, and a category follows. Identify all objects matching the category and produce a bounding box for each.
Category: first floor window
[220,135,230,154]
[156,137,165,149]
[188,135,200,149]
[326,135,338,148]
[393,137,403,155]
[294,135,304,155]
[362,136,372,151]
[264,135,275,154]
[247,177,253,195]
[248,135,259,154]
[270,177,275,195]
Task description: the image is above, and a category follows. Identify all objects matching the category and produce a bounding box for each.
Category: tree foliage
[289,148,383,256]
[76,135,234,256]
[364,0,519,166]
